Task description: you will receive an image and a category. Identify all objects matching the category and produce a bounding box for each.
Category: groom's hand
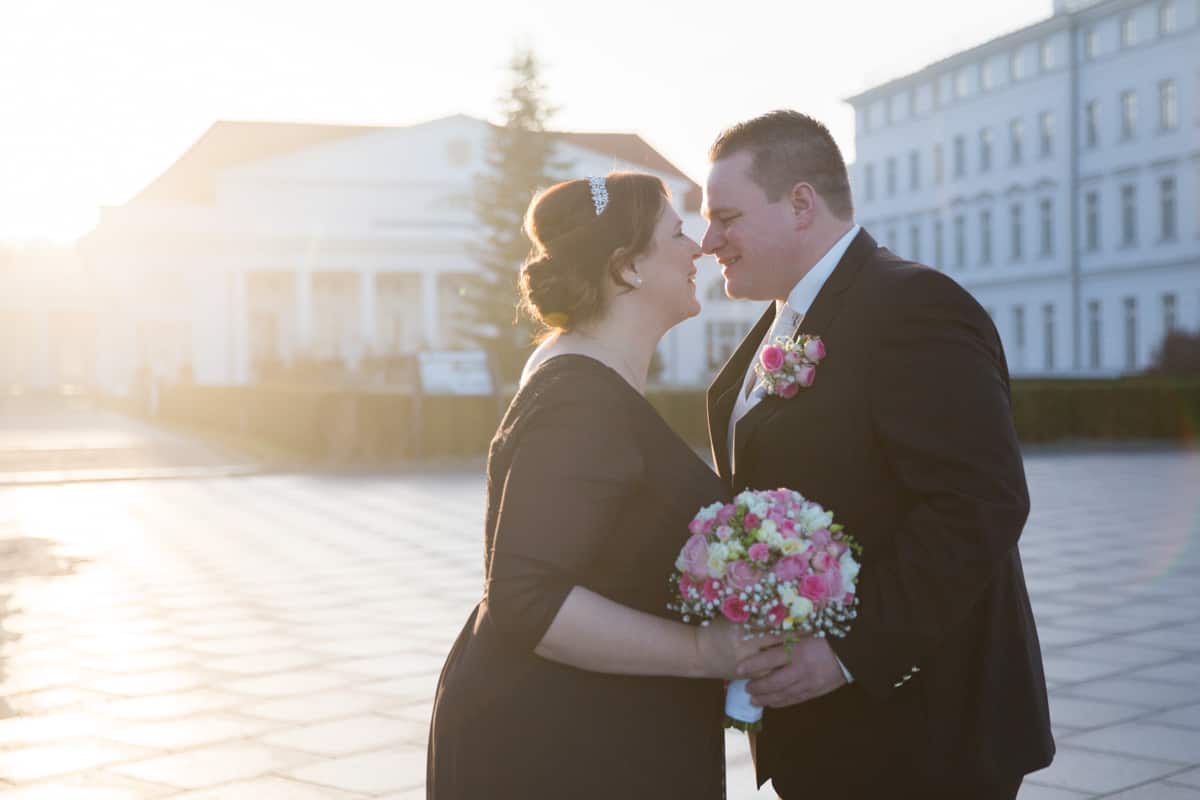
[738,636,847,708]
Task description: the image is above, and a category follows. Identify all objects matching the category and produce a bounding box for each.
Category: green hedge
[152,378,1199,463]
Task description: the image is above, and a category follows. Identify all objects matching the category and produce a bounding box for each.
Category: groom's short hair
[709,110,853,220]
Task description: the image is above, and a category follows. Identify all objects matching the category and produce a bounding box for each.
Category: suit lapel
[731,229,879,485]
[707,303,775,483]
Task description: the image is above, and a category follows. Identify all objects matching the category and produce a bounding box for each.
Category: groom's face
[701,150,798,302]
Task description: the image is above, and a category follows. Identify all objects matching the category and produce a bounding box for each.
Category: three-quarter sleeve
[483,388,645,653]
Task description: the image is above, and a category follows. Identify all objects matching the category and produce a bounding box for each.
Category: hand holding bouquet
[669,488,861,731]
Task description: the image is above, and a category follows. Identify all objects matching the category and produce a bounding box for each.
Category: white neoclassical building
[65,114,758,395]
[847,0,1200,375]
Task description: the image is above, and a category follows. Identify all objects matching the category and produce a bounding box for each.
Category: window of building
[1121,90,1138,139]
[909,223,921,262]
[1040,40,1055,71]
[908,88,918,117]
[954,215,966,269]
[1043,304,1056,370]
[1085,101,1100,148]
[887,225,898,250]
[933,218,944,269]
[1010,118,1024,164]
[1123,296,1138,370]
[1121,183,1138,245]
[1160,0,1177,34]
[885,95,895,125]
[1013,306,1026,350]
[1163,292,1179,333]
[886,157,897,196]
[909,150,920,191]
[1039,111,1055,157]
[1085,28,1099,60]
[933,143,944,185]
[955,68,969,98]
[1010,203,1024,261]
[1160,80,1178,130]
[1160,176,1178,241]
[953,135,966,178]
[1088,300,1102,369]
[1085,190,1101,251]
[981,60,995,91]
[1010,49,1027,81]
[865,164,876,202]
[979,128,993,172]
[1039,198,1054,257]
[980,209,993,265]
[706,321,742,370]
[1121,13,1137,48]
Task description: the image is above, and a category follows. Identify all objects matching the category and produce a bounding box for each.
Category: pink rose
[778,381,800,399]
[720,595,750,623]
[760,346,786,373]
[811,550,834,572]
[701,578,723,603]
[680,534,709,577]
[748,542,770,563]
[688,516,713,536]
[810,528,832,546]
[796,364,817,388]
[779,520,799,538]
[800,573,831,603]
[726,560,762,590]
[715,525,733,541]
[765,602,788,627]
[716,505,736,525]
[773,554,809,582]
[803,338,826,363]
[743,513,761,530]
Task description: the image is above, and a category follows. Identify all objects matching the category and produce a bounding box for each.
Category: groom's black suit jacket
[706,230,1054,793]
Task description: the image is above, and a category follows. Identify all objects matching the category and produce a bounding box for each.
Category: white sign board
[418,351,494,396]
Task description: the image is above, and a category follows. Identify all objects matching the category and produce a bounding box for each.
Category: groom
[702,111,1054,799]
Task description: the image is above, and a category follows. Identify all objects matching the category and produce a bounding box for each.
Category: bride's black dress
[427,355,728,799]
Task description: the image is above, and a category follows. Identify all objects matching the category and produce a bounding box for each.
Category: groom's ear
[790,182,818,229]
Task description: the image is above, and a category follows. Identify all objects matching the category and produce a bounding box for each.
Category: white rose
[767,531,785,549]
[789,597,814,619]
[838,550,861,592]
[781,538,806,555]
[710,542,729,561]
[707,555,727,578]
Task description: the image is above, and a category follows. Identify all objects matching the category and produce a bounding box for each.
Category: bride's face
[633,204,703,326]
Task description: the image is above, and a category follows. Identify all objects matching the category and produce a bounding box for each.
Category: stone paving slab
[0,450,1195,798]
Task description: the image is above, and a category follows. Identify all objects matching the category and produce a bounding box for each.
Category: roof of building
[126,115,701,211]
[842,0,1137,106]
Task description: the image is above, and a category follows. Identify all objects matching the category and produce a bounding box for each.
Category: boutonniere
[755,335,826,399]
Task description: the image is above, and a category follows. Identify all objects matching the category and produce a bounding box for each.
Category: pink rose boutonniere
[754,334,826,398]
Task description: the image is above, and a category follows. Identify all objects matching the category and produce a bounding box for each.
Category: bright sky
[0,0,1054,243]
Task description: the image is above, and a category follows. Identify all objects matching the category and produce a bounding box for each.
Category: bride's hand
[696,620,785,679]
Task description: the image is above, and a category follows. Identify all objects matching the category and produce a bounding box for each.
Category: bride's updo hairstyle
[519,173,668,333]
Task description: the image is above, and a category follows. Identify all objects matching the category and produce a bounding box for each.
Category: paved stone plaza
[0,442,1198,797]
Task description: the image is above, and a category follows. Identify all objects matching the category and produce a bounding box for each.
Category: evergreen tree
[459,48,570,384]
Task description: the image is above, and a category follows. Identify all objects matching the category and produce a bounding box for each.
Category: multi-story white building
[847,0,1199,375]
[53,114,756,396]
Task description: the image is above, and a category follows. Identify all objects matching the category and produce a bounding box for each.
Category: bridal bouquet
[669,489,861,731]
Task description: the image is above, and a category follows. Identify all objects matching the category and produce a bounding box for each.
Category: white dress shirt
[724,224,861,684]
